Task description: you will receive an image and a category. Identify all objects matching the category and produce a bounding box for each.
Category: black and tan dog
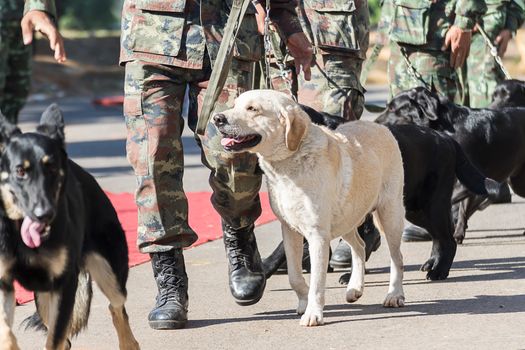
[0,105,139,350]
[376,87,525,243]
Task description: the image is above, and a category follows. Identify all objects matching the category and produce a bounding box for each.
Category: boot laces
[155,254,186,304]
[225,235,252,270]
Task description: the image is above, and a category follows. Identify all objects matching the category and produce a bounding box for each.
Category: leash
[196,0,252,135]
[261,3,296,98]
[475,23,512,80]
[398,43,432,90]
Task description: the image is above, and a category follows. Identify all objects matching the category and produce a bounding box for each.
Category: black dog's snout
[34,206,55,222]
[213,113,228,127]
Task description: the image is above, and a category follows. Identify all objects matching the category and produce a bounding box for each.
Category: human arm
[496,0,525,57]
[21,0,66,63]
[261,0,313,80]
[443,0,487,68]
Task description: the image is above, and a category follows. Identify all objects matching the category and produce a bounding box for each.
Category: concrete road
[11,88,525,349]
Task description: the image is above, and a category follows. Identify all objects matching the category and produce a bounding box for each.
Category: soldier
[269,0,369,121]
[386,0,486,102]
[461,0,525,108]
[378,0,486,242]
[119,0,312,330]
[1,0,63,123]
[262,0,381,270]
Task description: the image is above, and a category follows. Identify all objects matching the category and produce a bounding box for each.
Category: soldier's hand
[21,10,66,63]
[286,33,313,81]
[443,25,471,69]
[495,29,512,57]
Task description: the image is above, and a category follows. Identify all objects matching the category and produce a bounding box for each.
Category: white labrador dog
[213,90,405,326]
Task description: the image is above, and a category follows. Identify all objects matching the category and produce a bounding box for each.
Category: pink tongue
[21,216,45,248]
[221,137,237,147]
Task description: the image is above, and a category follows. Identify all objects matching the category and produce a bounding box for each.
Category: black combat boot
[148,249,188,330]
[492,182,512,204]
[223,222,266,306]
[271,240,333,275]
[330,215,381,268]
[402,225,432,242]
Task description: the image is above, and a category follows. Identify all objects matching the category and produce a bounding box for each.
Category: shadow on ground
[184,255,525,328]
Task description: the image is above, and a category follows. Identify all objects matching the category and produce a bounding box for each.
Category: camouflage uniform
[270,0,369,120]
[385,0,487,102]
[0,0,38,123]
[120,0,302,254]
[462,0,525,107]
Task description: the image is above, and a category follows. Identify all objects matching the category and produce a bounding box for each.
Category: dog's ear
[37,103,65,147]
[430,80,439,94]
[281,105,309,152]
[416,89,440,121]
[0,109,21,149]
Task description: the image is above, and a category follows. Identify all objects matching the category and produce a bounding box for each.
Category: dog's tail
[453,140,502,202]
[22,270,93,336]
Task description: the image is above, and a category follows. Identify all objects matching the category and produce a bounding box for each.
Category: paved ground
[11,87,525,349]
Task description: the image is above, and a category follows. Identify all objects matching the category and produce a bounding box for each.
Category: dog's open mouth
[20,216,50,249]
[220,133,261,151]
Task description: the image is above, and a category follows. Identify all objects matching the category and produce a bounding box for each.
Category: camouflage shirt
[300,0,370,58]
[119,0,303,68]
[386,0,488,50]
[481,0,525,38]
[1,0,56,21]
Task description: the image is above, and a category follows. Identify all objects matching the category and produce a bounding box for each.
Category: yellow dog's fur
[217,90,406,326]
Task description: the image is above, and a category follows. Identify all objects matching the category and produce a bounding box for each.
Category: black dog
[376,87,525,243]
[0,105,139,350]
[490,79,525,109]
[264,107,499,280]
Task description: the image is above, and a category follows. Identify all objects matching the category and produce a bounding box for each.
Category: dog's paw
[383,293,405,308]
[338,273,350,285]
[299,308,324,327]
[422,259,450,281]
[296,298,308,315]
[454,235,464,244]
[420,257,435,272]
[346,288,363,303]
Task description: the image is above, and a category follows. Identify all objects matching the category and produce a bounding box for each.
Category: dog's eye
[246,106,257,112]
[15,166,27,179]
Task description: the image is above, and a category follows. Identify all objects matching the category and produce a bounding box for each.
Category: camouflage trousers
[460,32,506,108]
[0,20,32,124]
[124,58,263,253]
[270,53,366,120]
[388,43,462,103]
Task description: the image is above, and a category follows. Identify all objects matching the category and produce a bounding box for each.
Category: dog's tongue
[221,137,237,147]
[20,216,45,248]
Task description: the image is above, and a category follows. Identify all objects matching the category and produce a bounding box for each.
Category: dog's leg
[421,207,457,281]
[85,253,140,350]
[40,286,75,350]
[282,224,309,316]
[374,205,405,308]
[342,229,365,303]
[0,277,19,350]
[454,195,485,244]
[300,233,330,327]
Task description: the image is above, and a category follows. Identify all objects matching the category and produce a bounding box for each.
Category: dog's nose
[34,206,55,222]
[213,113,228,127]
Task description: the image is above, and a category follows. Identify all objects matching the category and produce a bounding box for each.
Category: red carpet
[15,192,276,304]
